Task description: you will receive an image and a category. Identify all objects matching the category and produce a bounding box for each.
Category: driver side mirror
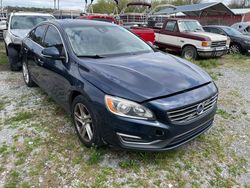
[42,47,65,60]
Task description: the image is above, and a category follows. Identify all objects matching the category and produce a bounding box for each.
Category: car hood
[10,29,30,39]
[190,31,228,41]
[78,52,212,102]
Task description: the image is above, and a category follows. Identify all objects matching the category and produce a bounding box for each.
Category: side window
[210,28,225,35]
[165,21,177,32]
[204,27,210,32]
[30,25,47,46]
[44,26,64,54]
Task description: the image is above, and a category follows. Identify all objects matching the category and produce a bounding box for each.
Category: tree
[229,0,250,8]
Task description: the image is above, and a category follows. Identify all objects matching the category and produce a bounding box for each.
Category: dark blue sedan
[21,20,218,151]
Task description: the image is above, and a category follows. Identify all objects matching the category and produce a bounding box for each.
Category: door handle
[24,47,28,53]
[37,58,44,66]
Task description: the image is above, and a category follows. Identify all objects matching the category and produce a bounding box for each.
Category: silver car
[3,12,55,71]
[231,22,250,36]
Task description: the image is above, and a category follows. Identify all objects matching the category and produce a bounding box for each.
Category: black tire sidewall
[182,46,197,60]
[72,95,102,148]
[8,47,20,71]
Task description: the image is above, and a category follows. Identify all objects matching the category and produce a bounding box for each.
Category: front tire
[230,44,241,54]
[182,46,198,60]
[72,95,103,148]
[22,61,36,87]
[8,47,21,71]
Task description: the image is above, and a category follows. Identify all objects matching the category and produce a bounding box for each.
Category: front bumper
[197,47,229,57]
[101,82,218,151]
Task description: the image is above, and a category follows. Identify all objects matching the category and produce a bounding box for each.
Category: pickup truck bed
[129,27,155,44]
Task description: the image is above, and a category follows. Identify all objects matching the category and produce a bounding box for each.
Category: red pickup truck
[153,18,230,59]
[78,14,155,44]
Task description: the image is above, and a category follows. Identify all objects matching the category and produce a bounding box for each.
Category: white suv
[4,12,54,71]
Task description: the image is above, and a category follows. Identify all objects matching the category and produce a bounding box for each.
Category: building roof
[231,8,250,15]
[153,2,235,16]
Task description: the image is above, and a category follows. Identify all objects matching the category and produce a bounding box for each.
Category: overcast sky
[2,0,230,10]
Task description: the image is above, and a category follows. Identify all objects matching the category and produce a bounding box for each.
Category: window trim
[29,24,48,48]
[43,24,69,63]
[29,23,69,63]
[165,21,178,32]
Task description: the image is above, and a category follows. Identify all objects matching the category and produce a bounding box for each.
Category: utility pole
[54,0,56,9]
[58,0,60,10]
[1,0,3,16]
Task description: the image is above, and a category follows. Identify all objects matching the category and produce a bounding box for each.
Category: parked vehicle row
[154,18,230,60]
[3,12,55,70]
[203,25,250,55]
[21,19,218,151]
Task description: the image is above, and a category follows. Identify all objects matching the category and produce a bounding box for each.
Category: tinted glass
[10,15,54,30]
[210,28,225,35]
[65,25,153,57]
[165,21,177,32]
[30,25,47,46]
[223,27,242,36]
[44,26,64,54]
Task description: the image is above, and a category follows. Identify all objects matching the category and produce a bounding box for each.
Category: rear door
[23,24,48,86]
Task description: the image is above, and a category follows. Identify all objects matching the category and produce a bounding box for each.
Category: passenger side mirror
[42,47,65,60]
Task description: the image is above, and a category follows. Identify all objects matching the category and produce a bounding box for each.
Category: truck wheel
[182,46,197,60]
[8,47,20,71]
[230,44,241,54]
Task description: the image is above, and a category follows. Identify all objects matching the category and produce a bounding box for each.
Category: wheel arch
[181,44,197,51]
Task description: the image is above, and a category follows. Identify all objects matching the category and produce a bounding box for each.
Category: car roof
[11,12,54,17]
[47,19,116,28]
[166,18,198,21]
[203,25,230,29]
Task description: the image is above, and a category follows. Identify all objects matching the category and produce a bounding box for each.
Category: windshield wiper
[77,55,106,59]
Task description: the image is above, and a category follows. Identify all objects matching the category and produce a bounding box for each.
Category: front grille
[167,94,218,123]
[211,41,226,48]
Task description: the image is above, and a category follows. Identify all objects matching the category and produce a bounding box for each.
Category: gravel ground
[0,49,249,187]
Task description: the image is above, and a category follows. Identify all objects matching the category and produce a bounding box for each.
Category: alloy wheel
[230,45,240,54]
[22,62,29,84]
[74,103,94,142]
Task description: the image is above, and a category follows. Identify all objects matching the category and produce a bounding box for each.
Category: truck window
[165,21,177,32]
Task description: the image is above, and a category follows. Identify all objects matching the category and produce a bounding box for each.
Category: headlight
[244,40,250,45]
[226,38,231,46]
[201,41,211,47]
[105,95,155,120]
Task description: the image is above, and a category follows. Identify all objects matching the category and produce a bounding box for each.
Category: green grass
[217,109,232,119]
[0,52,8,65]
[88,147,103,165]
[5,170,21,188]
[193,58,220,69]
[6,111,35,124]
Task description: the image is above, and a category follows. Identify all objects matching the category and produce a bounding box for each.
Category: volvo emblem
[197,103,205,115]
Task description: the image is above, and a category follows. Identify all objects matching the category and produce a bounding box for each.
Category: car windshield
[10,15,54,30]
[223,27,242,36]
[65,25,153,57]
[178,21,204,32]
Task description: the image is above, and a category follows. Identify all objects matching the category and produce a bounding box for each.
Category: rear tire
[72,95,103,148]
[182,46,198,60]
[22,61,36,87]
[8,47,21,71]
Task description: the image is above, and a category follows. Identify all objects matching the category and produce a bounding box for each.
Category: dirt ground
[0,42,249,187]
